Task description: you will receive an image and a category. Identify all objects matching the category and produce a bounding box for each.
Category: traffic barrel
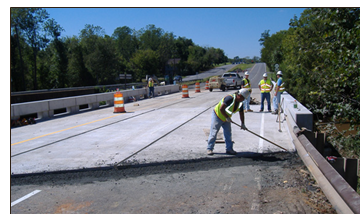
[205,81,209,90]
[114,91,126,113]
[182,85,189,98]
[195,82,201,93]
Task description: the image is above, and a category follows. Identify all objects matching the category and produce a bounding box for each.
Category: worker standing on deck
[148,76,155,98]
[272,71,285,114]
[207,89,250,156]
[241,71,253,112]
[258,73,273,112]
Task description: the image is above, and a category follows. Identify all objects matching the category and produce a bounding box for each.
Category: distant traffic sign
[119,74,132,79]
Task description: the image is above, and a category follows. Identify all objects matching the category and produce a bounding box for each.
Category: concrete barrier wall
[270,79,313,131]
[11,85,180,121]
[280,92,313,131]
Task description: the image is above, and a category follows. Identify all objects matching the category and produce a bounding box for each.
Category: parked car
[222,72,243,89]
[174,75,182,82]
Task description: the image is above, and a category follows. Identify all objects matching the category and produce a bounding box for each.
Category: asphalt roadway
[11,64,332,214]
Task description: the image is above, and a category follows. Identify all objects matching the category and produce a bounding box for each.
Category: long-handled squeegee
[231,121,288,152]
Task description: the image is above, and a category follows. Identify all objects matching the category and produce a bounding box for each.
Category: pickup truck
[222,72,243,89]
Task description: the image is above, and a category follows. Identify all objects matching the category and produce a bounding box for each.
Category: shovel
[231,121,289,152]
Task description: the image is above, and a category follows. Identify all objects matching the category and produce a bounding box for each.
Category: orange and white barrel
[195,82,201,93]
[182,85,189,98]
[205,81,209,90]
[114,91,126,113]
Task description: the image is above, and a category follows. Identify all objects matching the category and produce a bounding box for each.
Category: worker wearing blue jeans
[272,71,285,114]
[148,77,155,98]
[207,89,250,155]
[258,73,273,112]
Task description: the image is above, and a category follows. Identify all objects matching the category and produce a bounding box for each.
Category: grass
[228,63,255,72]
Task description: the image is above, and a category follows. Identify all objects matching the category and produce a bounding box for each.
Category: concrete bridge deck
[11,87,294,175]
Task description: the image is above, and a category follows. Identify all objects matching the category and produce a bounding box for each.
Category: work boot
[272,109,278,114]
[244,110,247,113]
[259,109,263,112]
[247,109,253,112]
[207,149,214,155]
[226,149,237,155]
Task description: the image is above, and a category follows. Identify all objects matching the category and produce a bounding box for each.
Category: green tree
[138,24,164,51]
[187,45,206,72]
[79,24,119,85]
[66,36,94,86]
[11,8,53,90]
[112,26,138,61]
[261,8,360,158]
[130,49,160,80]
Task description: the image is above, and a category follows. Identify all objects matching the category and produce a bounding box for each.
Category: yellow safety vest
[243,78,251,89]
[277,77,285,92]
[148,80,154,87]
[260,79,272,93]
[214,94,243,122]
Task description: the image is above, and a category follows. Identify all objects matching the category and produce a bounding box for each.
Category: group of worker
[207,70,285,155]
[147,71,285,156]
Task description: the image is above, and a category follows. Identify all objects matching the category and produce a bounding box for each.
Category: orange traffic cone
[114,91,126,113]
[195,82,201,93]
[182,85,189,98]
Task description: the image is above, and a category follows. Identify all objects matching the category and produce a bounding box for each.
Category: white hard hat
[245,71,249,75]
[277,71,283,75]
[263,73,267,77]
[238,88,250,99]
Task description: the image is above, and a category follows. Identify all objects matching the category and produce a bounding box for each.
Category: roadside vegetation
[11,8,230,92]
[228,63,255,72]
[259,8,360,192]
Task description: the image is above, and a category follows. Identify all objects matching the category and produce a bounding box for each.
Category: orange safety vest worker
[214,94,243,122]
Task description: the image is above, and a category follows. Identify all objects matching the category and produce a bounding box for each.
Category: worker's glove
[226,117,232,123]
[240,123,247,130]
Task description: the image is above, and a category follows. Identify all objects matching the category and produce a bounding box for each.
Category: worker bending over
[207,89,250,155]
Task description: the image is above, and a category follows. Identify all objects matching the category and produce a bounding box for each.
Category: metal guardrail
[282,92,360,214]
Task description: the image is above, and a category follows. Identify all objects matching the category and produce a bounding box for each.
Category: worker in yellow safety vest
[258,73,273,112]
[148,76,155,98]
[241,71,253,112]
[272,71,285,114]
[207,89,250,156]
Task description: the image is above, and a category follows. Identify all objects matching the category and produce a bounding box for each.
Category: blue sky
[44,8,306,59]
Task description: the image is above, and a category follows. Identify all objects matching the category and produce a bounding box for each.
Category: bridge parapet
[11,85,180,121]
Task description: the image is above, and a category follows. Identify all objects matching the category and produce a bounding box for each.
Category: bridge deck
[11,87,294,175]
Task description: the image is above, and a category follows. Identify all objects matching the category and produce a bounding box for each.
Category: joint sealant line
[115,104,216,167]
[11,99,192,158]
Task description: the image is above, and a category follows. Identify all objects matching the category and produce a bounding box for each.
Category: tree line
[10,8,229,92]
[259,8,359,158]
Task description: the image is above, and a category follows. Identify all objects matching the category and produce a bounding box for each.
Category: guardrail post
[316,132,325,156]
[345,159,359,191]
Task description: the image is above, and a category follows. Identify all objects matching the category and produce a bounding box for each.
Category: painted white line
[11,190,41,207]
[258,112,264,153]
[251,169,262,211]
